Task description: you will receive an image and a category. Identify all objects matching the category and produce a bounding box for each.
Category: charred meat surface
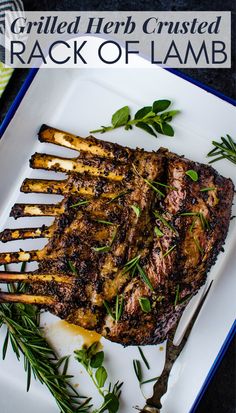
[0,125,234,346]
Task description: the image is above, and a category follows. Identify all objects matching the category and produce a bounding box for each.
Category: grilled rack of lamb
[0,125,234,346]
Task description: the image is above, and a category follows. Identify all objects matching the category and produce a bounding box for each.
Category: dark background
[0,1,235,412]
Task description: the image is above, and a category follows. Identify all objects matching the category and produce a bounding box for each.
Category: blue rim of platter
[0,67,235,413]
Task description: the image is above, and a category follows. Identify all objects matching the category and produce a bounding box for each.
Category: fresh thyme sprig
[90,100,180,138]
[74,342,123,413]
[0,267,91,413]
[207,134,236,165]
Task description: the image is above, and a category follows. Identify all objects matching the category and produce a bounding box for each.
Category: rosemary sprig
[132,164,165,198]
[200,187,216,192]
[162,244,177,258]
[133,349,159,391]
[103,295,124,323]
[180,212,210,230]
[122,255,140,276]
[70,200,90,208]
[193,236,204,255]
[122,256,154,291]
[152,181,177,190]
[106,190,131,204]
[75,342,123,413]
[0,267,91,413]
[207,134,236,165]
[153,211,178,234]
[174,284,180,307]
[138,347,150,370]
[96,219,114,225]
[90,100,180,138]
[68,260,78,275]
[136,263,154,292]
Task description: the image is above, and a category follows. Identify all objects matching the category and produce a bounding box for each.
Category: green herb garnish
[70,200,90,208]
[200,187,216,192]
[96,219,114,225]
[68,260,78,275]
[90,100,180,138]
[180,212,210,230]
[136,263,154,292]
[93,246,111,253]
[207,134,236,165]
[75,342,123,413]
[193,236,204,255]
[138,347,150,370]
[132,164,165,197]
[152,181,177,190]
[133,351,158,389]
[0,266,91,413]
[153,211,178,234]
[139,297,151,313]
[122,256,154,291]
[174,284,180,307]
[103,295,124,323]
[133,359,143,383]
[162,244,177,258]
[144,179,165,197]
[131,205,141,218]
[122,255,141,276]
[154,226,164,237]
[185,170,199,181]
[106,190,131,204]
[93,228,117,253]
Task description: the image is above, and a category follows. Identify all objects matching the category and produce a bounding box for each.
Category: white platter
[0,64,235,413]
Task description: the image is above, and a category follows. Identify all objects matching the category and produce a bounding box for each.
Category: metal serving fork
[141,281,213,413]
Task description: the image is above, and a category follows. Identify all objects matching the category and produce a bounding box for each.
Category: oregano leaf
[111,106,130,127]
[152,99,171,113]
[95,366,108,388]
[134,106,152,119]
[136,122,157,137]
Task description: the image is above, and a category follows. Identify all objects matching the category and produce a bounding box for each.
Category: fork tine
[0,292,56,305]
[0,272,73,284]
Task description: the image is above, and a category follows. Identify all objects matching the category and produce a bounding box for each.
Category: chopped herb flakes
[200,187,216,192]
[131,205,141,218]
[154,226,164,237]
[70,200,90,208]
[185,170,199,181]
[103,295,124,323]
[68,260,78,275]
[162,244,177,258]
[153,211,178,234]
[174,284,180,307]
[139,297,151,313]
